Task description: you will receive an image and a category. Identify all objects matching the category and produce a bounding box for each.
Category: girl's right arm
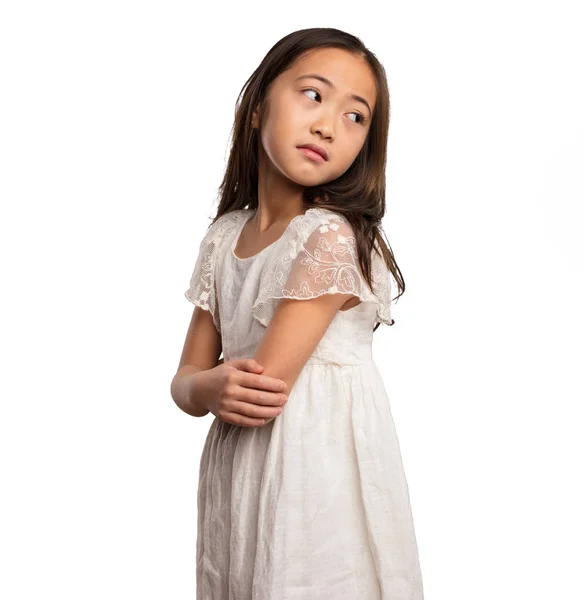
[171,306,288,426]
[171,364,211,417]
[171,305,223,416]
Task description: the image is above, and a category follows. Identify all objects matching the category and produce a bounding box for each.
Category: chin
[287,167,330,188]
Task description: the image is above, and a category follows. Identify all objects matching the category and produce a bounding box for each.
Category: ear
[251,102,261,129]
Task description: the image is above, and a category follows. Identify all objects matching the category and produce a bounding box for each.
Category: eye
[302,88,321,102]
[302,88,368,126]
[348,112,367,126]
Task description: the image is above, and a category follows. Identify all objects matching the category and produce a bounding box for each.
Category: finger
[239,385,288,407]
[230,358,264,372]
[221,412,267,428]
[229,399,285,419]
[239,372,287,394]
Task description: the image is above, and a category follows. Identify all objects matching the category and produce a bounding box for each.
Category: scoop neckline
[231,208,314,262]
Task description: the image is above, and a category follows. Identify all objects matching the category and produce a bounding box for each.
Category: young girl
[172,27,424,600]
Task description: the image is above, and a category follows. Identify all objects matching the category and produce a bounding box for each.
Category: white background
[1,1,582,598]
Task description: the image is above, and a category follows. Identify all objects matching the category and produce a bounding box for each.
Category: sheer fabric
[184,213,243,334]
[183,207,424,600]
[185,207,395,332]
[250,208,394,328]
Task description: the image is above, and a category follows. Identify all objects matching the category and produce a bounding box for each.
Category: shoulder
[299,208,387,260]
[293,207,351,236]
[290,208,355,250]
[200,209,249,245]
[205,208,248,232]
[303,206,349,225]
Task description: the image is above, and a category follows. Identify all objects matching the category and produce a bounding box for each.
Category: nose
[310,115,334,140]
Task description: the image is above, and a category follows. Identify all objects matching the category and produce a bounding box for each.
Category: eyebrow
[294,73,373,117]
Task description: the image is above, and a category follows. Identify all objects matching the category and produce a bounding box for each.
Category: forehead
[282,47,377,108]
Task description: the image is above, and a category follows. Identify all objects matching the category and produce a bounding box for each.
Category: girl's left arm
[252,292,355,396]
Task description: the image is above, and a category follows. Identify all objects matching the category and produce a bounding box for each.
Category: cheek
[266,96,305,137]
[259,126,293,174]
[261,110,295,157]
[260,127,284,162]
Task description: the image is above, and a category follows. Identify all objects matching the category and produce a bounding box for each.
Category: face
[252,47,377,188]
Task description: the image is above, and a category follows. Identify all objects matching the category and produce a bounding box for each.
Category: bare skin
[236,47,377,315]
[175,48,377,427]
[242,47,376,250]
[173,307,289,426]
[193,358,289,427]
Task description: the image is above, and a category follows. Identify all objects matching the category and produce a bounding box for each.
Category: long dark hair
[208,27,404,329]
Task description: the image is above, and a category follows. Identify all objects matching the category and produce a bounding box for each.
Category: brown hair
[208,27,404,330]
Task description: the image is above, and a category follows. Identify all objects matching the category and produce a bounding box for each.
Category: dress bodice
[186,207,394,366]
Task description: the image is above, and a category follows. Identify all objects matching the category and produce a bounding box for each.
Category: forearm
[170,357,223,417]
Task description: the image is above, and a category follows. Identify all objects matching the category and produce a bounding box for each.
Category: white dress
[185,207,424,600]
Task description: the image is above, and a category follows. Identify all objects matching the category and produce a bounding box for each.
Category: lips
[297,143,328,161]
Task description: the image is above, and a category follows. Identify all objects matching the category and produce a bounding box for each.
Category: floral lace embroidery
[283,221,360,296]
[184,211,246,334]
[252,209,394,328]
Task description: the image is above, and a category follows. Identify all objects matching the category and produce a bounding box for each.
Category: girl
[171,27,424,600]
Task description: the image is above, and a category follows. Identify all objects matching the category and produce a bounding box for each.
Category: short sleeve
[251,209,394,328]
[184,211,244,334]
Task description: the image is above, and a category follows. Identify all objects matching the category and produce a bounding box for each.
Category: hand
[194,358,288,428]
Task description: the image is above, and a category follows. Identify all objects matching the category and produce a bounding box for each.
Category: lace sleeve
[184,213,240,334]
[251,209,394,328]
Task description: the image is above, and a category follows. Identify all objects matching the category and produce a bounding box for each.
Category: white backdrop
[1,1,582,598]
